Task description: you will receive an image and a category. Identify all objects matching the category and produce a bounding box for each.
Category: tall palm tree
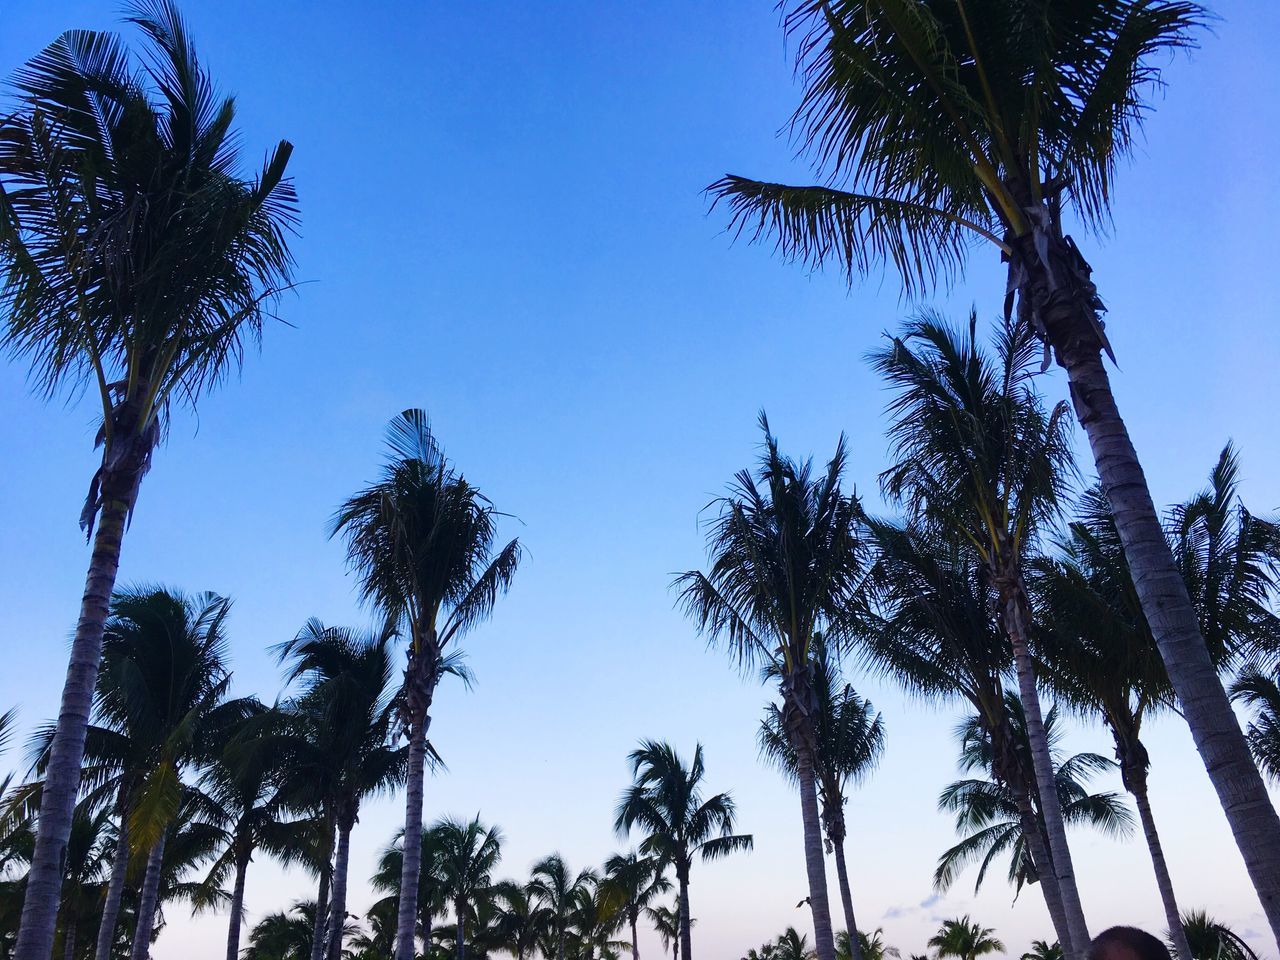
[935,696,1132,897]
[868,312,1084,949]
[0,4,296,951]
[760,641,884,960]
[434,816,502,960]
[277,621,408,960]
[332,408,521,960]
[705,3,1280,939]
[859,521,1071,947]
[54,802,112,960]
[1231,666,1280,783]
[1176,911,1260,960]
[528,855,596,960]
[615,741,751,960]
[566,882,627,960]
[370,825,451,956]
[675,415,861,960]
[929,918,1004,960]
[599,852,670,960]
[90,587,233,960]
[1031,486,1192,960]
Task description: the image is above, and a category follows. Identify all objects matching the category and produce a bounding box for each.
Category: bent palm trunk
[1021,227,1280,944]
[15,494,131,960]
[95,802,131,960]
[225,846,251,960]
[325,818,354,960]
[1004,590,1089,955]
[129,831,168,960]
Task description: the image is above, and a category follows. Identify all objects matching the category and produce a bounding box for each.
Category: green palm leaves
[929,916,1005,960]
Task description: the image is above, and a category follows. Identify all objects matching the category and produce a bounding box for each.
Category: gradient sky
[3,2,1279,958]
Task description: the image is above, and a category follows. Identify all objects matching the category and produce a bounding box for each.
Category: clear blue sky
[2,2,1279,958]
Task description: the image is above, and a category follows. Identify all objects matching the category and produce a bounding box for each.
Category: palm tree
[837,930,899,960]
[1176,911,1260,960]
[859,521,1071,946]
[1172,911,1264,960]
[89,587,233,960]
[0,3,296,950]
[934,696,1132,897]
[868,312,1084,950]
[675,415,860,960]
[705,3,1280,939]
[332,408,521,960]
[198,700,312,960]
[1232,666,1280,783]
[566,882,627,960]
[760,641,884,960]
[433,816,502,960]
[774,929,817,960]
[371,825,451,956]
[277,621,408,960]
[600,852,669,960]
[645,903,682,960]
[615,741,751,960]
[929,918,1004,960]
[244,902,355,960]
[528,855,597,960]
[489,881,546,960]
[1032,486,1192,960]
[1021,944,1061,960]
[54,802,112,960]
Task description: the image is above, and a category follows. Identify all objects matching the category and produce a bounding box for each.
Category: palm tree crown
[929,917,1005,960]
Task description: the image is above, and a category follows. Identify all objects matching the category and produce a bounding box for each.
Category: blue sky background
[2,2,1279,958]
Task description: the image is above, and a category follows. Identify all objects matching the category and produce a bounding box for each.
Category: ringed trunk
[95,799,132,960]
[1024,228,1280,945]
[1123,750,1191,960]
[1003,589,1090,955]
[677,867,692,960]
[630,909,640,960]
[394,713,431,960]
[225,847,251,960]
[14,493,132,960]
[310,847,332,960]
[129,830,168,960]
[455,898,466,960]
[61,918,76,960]
[325,817,354,960]
[831,833,861,960]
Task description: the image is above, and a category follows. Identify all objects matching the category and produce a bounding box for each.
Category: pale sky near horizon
[2,2,1279,959]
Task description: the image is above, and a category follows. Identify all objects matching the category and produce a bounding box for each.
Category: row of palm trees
[2,2,1280,960]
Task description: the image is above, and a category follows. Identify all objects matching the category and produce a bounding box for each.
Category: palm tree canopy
[435,815,503,914]
[935,694,1132,895]
[0,0,297,527]
[708,0,1205,294]
[929,916,1005,960]
[1176,910,1260,960]
[331,409,521,654]
[837,929,900,960]
[1231,666,1280,784]
[675,413,865,676]
[614,741,753,871]
[599,850,669,919]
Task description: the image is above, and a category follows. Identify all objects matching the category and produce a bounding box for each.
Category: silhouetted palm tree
[332,409,521,960]
[706,4,1280,942]
[645,903,682,960]
[0,5,297,950]
[676,415,861,960]
[935,696,1131,897]
[528,855,596,960]
[615,742,751,960]
[370,825,451,956]
[1175,911,1260,960]
[1020,943,1061,960]
[1232,667,1280,784]
[774,928,816,960]
[434,816,502,960]
[929,917,1004,960]
[599,851,669,960]
[837,930,899,960]
[760,641,884,960]
[277,621,407,960]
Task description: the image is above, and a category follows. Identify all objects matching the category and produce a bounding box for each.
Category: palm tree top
[707,1,1206,293]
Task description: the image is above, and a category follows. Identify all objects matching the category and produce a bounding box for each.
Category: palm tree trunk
[630,911,640,960]
[62,918,76,960]
[395,715,431,960]
[95,801,131,960]
[1015,777,1074,959]
[225,847,251,960]
[1130,776,1192,960]
[1003,591,1089,956]
[831,832,862,960]
[129,830,168,960]
[677,870,692,960]
[455,899,466,960]
[14,495,131,960]
[310,853,332,960]
[325,819,354,960]
[1027,233,1280,944]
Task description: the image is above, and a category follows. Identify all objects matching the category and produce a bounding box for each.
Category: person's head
[1087,927,1173,960]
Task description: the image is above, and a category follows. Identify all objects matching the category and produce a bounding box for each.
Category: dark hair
[1088,927,1173,960]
